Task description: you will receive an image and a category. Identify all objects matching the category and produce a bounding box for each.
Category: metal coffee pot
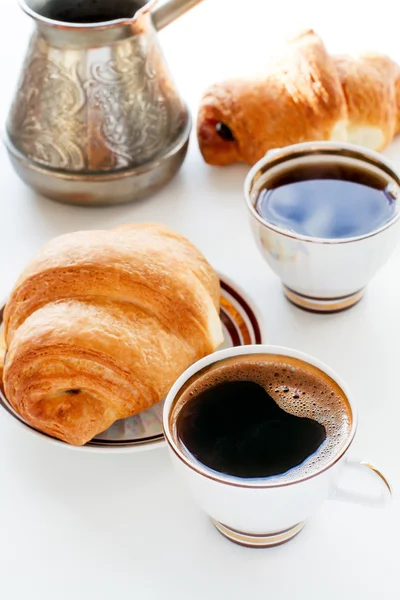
[5,0,201,205]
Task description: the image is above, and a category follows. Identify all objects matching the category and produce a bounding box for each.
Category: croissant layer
[2,223,223,445]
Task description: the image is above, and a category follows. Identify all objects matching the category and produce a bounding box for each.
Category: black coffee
[177,380,326,478]
[44,0,143,23]
[48,12,121,23]
[255,162,398,239]
[174,355,352,481]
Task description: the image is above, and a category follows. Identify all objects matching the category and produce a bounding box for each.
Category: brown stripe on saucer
[88,433,164,447]
[220,296,247,345]
[220,306,241,346]
[220,280,262,344]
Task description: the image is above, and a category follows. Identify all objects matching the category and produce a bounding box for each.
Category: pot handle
[152,0,203,30]
[333,460,392,508]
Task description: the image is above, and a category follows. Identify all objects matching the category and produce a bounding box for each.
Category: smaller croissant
[2,223,223,446]
[197,30,400,166]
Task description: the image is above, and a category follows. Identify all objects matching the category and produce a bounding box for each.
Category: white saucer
[0,275,267,453]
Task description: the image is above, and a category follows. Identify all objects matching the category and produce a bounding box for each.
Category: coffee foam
[172,354,353,483]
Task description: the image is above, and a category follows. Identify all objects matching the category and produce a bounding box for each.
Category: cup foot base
[283,286,365,313]
[212,519,306,548]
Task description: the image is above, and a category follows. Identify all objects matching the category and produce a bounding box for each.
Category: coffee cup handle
[333,459,392,507]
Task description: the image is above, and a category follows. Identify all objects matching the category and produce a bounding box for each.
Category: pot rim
[18,0,157,29]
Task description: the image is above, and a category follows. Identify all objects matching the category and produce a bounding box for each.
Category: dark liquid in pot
[44,0,144,23]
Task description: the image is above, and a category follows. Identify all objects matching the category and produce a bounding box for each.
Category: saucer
[0,276,266,453]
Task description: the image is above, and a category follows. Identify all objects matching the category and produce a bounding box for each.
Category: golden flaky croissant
[0,328,5,397]
[2,223,223,446]
[197,30,400,166]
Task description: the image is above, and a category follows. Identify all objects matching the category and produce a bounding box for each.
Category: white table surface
[1,0,400,598]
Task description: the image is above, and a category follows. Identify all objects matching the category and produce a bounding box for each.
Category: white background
[1,0,400,598]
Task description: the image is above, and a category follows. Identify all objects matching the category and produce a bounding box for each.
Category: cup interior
[163,345,358,488]
[245,142,400,243]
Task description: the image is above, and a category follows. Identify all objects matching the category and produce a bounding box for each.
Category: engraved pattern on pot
[7,35,87,171]
[87,37,185,170]
[7,33,186,172]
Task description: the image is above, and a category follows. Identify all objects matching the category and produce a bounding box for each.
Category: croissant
[2,223,223,446]
[0,328,5,397]
[197,30,400,166]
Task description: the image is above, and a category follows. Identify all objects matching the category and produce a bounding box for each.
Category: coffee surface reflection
[255,163,398,239]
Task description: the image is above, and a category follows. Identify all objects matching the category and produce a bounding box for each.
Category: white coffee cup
[245,142,400,313]
[163,345,391,548]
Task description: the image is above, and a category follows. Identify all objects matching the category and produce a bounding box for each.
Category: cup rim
[244,141,400,245]
[163,344,358,489]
